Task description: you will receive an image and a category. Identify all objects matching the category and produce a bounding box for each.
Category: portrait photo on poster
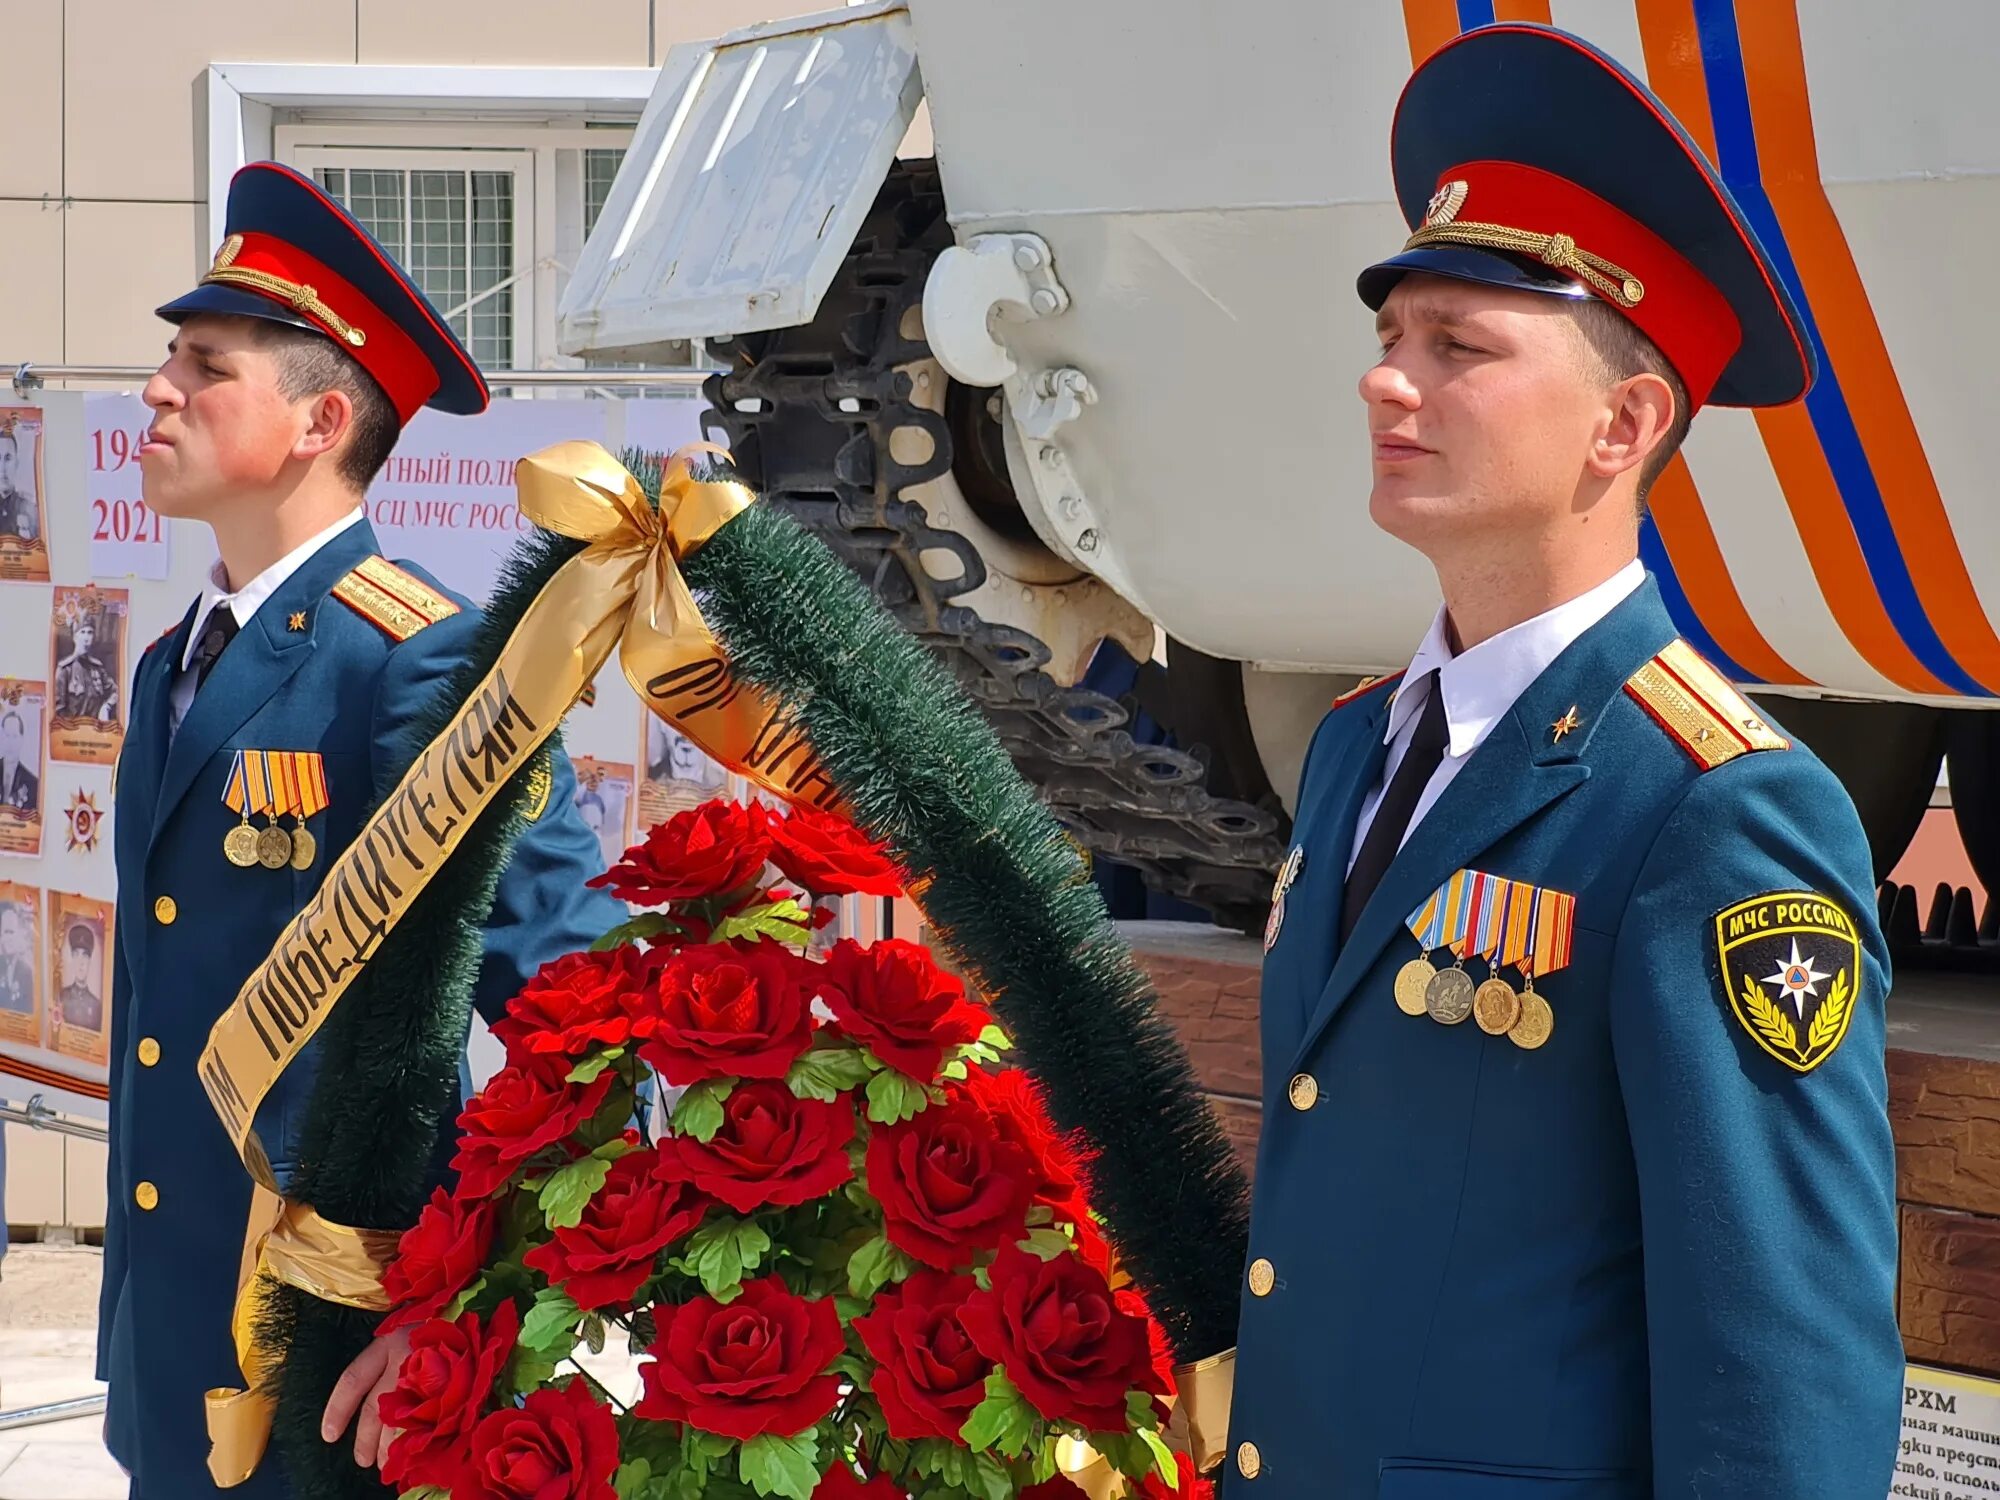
[639,714,728,830]
[0,882,41,1045]
[49,585,127,766]
[46,890,110,1065]
[0,680,44,858]
[572,756,636,871]
[0,407,51,583]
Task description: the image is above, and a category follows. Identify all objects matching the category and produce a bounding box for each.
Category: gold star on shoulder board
[1552,706,1582,743]
[287,611,307,632]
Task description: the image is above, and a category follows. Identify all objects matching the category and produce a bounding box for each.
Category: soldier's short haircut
[0,711,22,734]
[245,320,401,491]
[1568,298,1693,507]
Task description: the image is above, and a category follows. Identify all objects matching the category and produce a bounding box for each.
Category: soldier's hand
[320,1326,413,1469]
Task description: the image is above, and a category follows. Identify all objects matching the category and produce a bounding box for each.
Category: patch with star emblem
[1714,891,1861,1073]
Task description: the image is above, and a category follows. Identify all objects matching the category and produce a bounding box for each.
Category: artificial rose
[490,946,655,1062]
[851,1270,993,1441]
[867,1094,1037,1270]
[818,938,988,1081]
[379,1188,500,1334]
[765,804,904,896]
[379,1298,520,1489]
[523,1147,710,1309]
[632,940,814,1086]
[588,799,771,905]
[634,1275,844,1439]
[960,1067,1107,1267]
[460,1376,620,1500]
[814,1462,908,1498]
[450,1055,615,1200]
[655,1081,854,1214]
[958,1245,1164,1432]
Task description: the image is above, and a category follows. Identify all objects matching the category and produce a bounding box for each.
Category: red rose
[461,1376,619,1500]
[815,1462,907,1498]
[632,939,815,1086]
[960,1068,1107,1267]
[851,1270,993,1441]
[379,1188,500,1334]
[765,804,904,896]
[379,1299,520,1489]
[655,1081,854,1214]
[523,1147,709,1310]
[450,1056,615,1200]
[634,1276,844,1439]
[819,939,988,1082]
[491,947,654,1062]
[589,799,771,905]
[867,1095,1037,1270]
[959,1245,1163,1432]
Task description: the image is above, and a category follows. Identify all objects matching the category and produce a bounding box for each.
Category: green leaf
[685,1216,773,1301]
[977,1024,1010,1050]
[961,1451,1016,1500]
[1092,1430,1159,1483]
[439,1273,487,1323]
[714,897,814,946]
[567,1046,628,1085]
[670,1078,735,1142]
[517,1288,582,1354]
[501,1343,560,1396]
[738,1429,821,1500]
[940,1060,968,1081]
[615,1459,654,1500]
[1125,1388,1161,1431]
[784,1046,876,1102]
[538,1154,613,1230]
[865,1068,930,1125]
[582,1313,608,1355]
[959,1369,1036,1457]
[591,1136,639,1162]
[846,1233,915,1299]
[397,1488,452,1500]
[591,912,684,951]
[1139,1425,1182,1488]
[1016,1226,1072,1261]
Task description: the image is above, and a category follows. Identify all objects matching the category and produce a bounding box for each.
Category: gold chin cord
[1403,221,1646,309]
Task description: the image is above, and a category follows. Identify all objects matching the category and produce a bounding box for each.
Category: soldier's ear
[293,388,355,465]
[1584,371,1675,485]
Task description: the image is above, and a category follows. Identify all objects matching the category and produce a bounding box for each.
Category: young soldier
[1232,27,1900,1498]
[103,162,623,1496]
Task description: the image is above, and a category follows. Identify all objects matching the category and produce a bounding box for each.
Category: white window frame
[205,64,655,371]
[285,143,541,371]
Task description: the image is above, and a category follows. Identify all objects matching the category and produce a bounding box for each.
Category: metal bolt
[1077,528,1099,553]
[1039,444,1061,468]
[1013,241,1044,271]
[1031,287,1061,315]
[1058,495,1083,522]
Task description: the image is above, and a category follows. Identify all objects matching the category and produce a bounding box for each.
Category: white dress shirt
[168,509,366,737]
[1347,559,1646,873]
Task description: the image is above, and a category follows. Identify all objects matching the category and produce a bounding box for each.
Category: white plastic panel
[556,0,920,355]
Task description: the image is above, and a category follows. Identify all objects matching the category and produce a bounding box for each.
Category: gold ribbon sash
[196,441,837,1482]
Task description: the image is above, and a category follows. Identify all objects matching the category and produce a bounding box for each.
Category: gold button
[134,1181,159,1211]
[153,896,177,925]
[137,1038,160,1067]
[1237,1442,1262,1480]
[1288,1073,1319,1111]
[1248,1258,1275,1297]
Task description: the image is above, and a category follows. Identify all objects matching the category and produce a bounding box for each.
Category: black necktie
[1341,681,1450,941]
[188,604,240,691]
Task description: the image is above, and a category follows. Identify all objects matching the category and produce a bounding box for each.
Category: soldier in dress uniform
[100,161,623,1497]
[58,921,103,1033]
[0,430,35,542]
[0,711,36,814]
[55,616,119,721]
[1228,27,1900,1499]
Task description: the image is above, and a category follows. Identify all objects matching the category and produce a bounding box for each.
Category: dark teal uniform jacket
[1229,578,1902,1499]
[98,520,623,1497]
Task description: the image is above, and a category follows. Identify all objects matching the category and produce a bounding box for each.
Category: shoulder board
[331,556,462,642]
[1331,671,1403,711]
[1624,638,1789,770]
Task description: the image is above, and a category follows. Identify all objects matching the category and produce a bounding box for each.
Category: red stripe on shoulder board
[1332,671,1404,710]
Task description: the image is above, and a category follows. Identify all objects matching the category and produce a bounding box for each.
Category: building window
[584,148,626,239]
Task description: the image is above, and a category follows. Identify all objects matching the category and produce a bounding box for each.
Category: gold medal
[1425,964,1475,1025]
[224,821,259,868]
[1508,989,1554,1050]
[289,824,317,870]
[256,822,293,869]
[1474,975,1522,1035]
[1394,957,1436,1016]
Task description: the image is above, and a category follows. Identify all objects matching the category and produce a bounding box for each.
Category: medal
[1509,986,1555,1050]
[222,752,264,867]
[290,827,318,870]
[1425,963,1475,1024]
[224,821,259,867]
[1498,883,1575,1051]
[256,823,293,868]
[1394,958,1435,1016]
[1264,846,1305,953]
[279,749,329,871]
[1474,970,1522,1035]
